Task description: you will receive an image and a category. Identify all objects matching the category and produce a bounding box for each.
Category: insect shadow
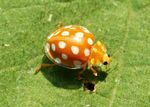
[40,55,108,90]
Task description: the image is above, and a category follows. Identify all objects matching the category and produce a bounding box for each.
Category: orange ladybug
[37,25,111,78]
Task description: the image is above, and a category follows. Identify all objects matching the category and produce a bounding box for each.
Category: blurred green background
[0,0,150,107]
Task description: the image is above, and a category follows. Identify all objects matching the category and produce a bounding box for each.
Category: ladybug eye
[103,61,108,65]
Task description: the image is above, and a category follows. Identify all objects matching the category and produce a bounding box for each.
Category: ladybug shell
[45,25,95,69]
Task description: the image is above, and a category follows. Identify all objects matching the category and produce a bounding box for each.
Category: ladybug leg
[90,67,97,76]
[78,66,86,80]
[35,64,56,74]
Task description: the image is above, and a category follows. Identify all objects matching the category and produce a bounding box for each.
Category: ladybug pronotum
[38,25,111,78]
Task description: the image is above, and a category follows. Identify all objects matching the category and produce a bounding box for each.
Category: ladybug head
[102,53,112,65]
[89,41,112,66]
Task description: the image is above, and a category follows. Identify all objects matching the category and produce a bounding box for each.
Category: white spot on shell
[87,38,93,45]
[73,32,84,42]
[55,58,61,64]
[84,48,90,56]
[61,53,68,60]
[75,32,84,38]
[71,46,79,55]
[61,31,69,36]
[73,37,81,42]
[73,60,82,68]
[51,43,56,51]
[58,41,66,49]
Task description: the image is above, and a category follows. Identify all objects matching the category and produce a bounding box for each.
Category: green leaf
[0,0,149,107]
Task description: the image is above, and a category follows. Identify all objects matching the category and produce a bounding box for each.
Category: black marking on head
[103,61,108,65]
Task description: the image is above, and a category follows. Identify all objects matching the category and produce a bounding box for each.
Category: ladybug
[37,25,111,79]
